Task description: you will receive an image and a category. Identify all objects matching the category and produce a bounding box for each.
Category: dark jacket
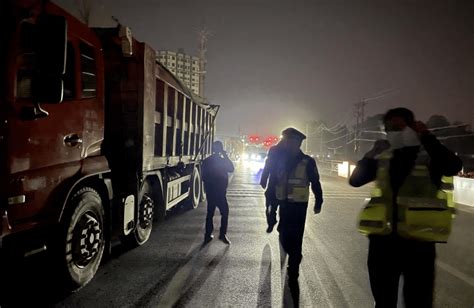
[202,153,234,191]
[260,143,286,198]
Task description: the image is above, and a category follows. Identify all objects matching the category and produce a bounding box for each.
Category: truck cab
[1,0,216,291]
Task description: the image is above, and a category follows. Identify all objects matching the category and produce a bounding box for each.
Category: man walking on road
[260,139,287,233]
[274,128,324,292]
[350,107,462,308]
[202,141,234,244]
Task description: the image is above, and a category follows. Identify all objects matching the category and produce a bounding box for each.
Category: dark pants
[278,202,308,279]
[205,186,229,237]
[368,235,436,308]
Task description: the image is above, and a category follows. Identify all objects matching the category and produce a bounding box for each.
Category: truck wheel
[190,167,202,208]
[61,187,105,291]
[122,181,154,247]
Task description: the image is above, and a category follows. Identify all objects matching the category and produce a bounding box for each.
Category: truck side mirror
[32,76,64,104]
[33,14,67,104]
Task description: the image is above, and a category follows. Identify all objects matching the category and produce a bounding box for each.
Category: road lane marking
[436,260,474,287]
[301,246,335,308]
[304,225,371,308]
[227,189,370,199]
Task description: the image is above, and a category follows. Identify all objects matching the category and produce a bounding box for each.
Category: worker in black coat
[202,141,234,244]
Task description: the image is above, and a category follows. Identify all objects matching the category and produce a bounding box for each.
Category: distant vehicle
[242,145,267,162]
[1,0,217,290]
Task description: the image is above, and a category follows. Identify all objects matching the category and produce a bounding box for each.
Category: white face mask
[386,127,420,149]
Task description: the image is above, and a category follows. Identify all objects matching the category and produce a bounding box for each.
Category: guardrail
[317,159,343,177]
[319,159,474,207]
[317,159,356,178]
[454,176,474,207]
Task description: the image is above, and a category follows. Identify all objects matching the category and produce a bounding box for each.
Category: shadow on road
[0,201,202,307]
[136,244,230,307]
[257,244,272,307]
[0,251,71,307]
[283,274,300,308]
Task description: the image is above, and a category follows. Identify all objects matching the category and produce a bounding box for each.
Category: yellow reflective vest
[275,158,310,203]
[358,151,455,242]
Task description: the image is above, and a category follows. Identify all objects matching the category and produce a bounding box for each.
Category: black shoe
[219,234,231,245]
[204,234,214,243]
[266,223,276,233]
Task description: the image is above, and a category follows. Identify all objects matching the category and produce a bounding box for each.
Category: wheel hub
[73,213,102,267]
[139,195,154,228]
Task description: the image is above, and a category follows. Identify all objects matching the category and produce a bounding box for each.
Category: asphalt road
[1,161,473,307]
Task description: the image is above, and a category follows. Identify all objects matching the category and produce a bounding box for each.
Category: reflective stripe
[407,225,450,235]
[410,169,430,177]
[359,220,384,228]
[288,179,307,185]
[397,197,447,210]
[440,182,454,190]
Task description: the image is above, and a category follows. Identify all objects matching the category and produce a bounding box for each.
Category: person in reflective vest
[274,127,324,303]
[350,108,462,308]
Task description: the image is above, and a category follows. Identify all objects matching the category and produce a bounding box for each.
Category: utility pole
[353,88,398,156]
[353,100,367,156]
[320,128,323,156]
[305,122,309,152]
[198,29,211,99]
[75,0,93,25]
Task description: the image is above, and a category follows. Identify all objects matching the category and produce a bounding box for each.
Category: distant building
[157,49,201,96]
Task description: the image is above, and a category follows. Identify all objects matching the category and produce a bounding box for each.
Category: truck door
[13,33,83,170]
[7,23,88,221]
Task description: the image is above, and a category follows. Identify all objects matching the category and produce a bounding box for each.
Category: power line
[324,132,352,144]
[352,89,399,155]
[436,133,474,140]
[429,123,470,131]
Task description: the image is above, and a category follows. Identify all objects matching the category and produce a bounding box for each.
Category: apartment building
[157,49,201,96]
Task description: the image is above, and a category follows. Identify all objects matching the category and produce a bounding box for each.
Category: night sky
[57,0,474,136]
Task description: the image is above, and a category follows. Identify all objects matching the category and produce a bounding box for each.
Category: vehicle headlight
[242,153,249,160]
[251,153,258,160]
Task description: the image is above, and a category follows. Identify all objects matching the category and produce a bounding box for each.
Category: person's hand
[314,199,323,214]
[260,181,267,189]
[413,121,429,136]
[365,139,390,158]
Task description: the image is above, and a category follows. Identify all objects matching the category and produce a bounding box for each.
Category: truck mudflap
[0,210,12,248]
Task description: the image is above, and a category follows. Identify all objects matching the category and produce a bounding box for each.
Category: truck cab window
[80,42,97,98]
[16,21,75,100]
[63,42,75,99]
[16,21,37,99]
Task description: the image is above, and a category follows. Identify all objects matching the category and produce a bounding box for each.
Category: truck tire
[200,179,207,202]
[121,181,154,247]
[60,187,105,291]
[190,167,202,208]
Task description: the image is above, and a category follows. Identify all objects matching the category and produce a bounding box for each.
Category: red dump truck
[0,0,217,289]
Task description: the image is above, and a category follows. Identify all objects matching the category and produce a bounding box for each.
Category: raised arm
[349,139,389,187]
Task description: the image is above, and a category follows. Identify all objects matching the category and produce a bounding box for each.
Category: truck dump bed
[96,28,216,192]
